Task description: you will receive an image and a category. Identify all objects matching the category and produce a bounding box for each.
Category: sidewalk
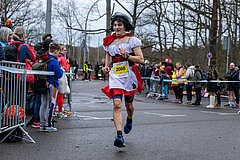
[135,91,240,111]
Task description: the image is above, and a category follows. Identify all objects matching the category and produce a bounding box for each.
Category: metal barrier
[0,61,74,143]
[142,77,239,99]
[0,61,35,143]
[145,77,164,100]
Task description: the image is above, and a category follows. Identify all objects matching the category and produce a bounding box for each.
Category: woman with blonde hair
[56,44,68,117]
[10,26,36,63]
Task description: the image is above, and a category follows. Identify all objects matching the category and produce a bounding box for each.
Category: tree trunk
[209,0,219,66]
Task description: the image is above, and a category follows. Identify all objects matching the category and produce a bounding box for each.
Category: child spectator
[39,42,63,132]
[192,64,202,105]
[172,66,179,102]
[159,70,169,100]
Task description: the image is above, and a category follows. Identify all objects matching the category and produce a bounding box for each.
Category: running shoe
[177,99,182,103]
[224,104,231,108]
[46,126,57,132]
[57,112,63,118]
[173,99,178,103]
[184,101,191,105]
[32,122,40,128]
[124,122,132,134]
[192,102,200,105]
[39,126,46,132]
[236,104,239,108]
[114,135,125,148]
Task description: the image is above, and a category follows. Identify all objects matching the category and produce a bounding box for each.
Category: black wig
[110,12,134,32]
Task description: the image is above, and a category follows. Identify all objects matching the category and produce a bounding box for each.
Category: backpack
[200,69,207,80]
[3,43,22,62]
[31,58,54,94]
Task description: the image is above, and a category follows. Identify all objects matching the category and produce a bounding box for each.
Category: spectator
[32,39,53,128]
[0,44,3,61]
[100,59,106,81]
[184,62,195,104]
[95,62,100,80]
[0,27,12,60]
[165,62,172,76]
[143,63,151,94]
[11,26,36,63]
[172,66,179,102]
[192,64,202,105]
[232,64,240,108]
[224,63,235,107]
[58,45,68,72]
[56,45,68,118]
[34,33,52,58]
[74,60,79,80]
[159,70,169,100]
[175,62,185,103]
[139,64,145,77]
[87,61,92,80]
[39,42,63,132]
[206,65,219,108]
[83,61,88,81]
[0,27,12,47]
[216,78,224,108]
[169,59,174,73]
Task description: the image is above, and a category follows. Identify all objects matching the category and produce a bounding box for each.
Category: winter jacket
[184,66,194,85]
[194,69,202,88]
[225,68,235,85]
[10,39,36,63]
[59,53,67,71]
[232,70,240,87]
[0,43,5,61]
[47,54,63,89]
[176,67,185,84]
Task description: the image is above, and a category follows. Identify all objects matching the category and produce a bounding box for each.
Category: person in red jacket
[56,45,68,117]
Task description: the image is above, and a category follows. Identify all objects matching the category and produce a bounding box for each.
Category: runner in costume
[102,12,144,148]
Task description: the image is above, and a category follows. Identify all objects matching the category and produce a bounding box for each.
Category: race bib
[113,61,130,78]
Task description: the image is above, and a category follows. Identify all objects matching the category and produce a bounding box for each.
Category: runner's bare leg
[113,99,122,131]
[125,102,134,119]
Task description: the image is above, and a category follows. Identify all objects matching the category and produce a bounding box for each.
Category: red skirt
[101,65,144,98]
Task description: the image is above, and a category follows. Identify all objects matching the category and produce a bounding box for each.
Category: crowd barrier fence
[142,77,239,100]
[0,61,75,143]
[0,61,35,143]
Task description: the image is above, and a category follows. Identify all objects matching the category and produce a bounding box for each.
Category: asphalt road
[1,80,240,160]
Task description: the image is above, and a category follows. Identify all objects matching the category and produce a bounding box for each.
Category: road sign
[207,53,212,59]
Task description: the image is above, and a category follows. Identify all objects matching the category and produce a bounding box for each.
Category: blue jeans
[34,94,41,123]
[164,84,168,99]
[145,79,150,93]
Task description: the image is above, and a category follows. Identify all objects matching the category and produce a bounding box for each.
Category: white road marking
[76,114,112,120]
[200,111,238,115]
[144,112,187,117]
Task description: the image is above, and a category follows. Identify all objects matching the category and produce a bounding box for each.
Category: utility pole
[97,36,100,62]
[106,0,111,36]
[45,0,52,34]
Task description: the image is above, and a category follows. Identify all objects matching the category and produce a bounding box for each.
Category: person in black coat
[225,63,236,107]
[232,64,240,108]
[206,65,219,108]
[95,62,100,80]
